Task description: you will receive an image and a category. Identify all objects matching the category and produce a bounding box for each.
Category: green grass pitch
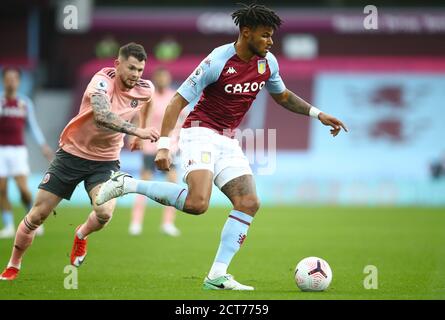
[0,205,444,300]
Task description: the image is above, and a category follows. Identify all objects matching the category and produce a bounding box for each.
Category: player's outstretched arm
[270,89,348,137]
[91,93,159,141]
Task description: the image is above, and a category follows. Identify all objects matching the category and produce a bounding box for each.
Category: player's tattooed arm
[91,93,138,135]
[270,89,313,116]
[271,89,348,136]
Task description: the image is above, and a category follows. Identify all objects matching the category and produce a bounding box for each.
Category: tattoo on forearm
[91,94,137,135]
[280,91,312,116]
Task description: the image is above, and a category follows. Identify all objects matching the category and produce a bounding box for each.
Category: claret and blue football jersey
[178,42,286,136]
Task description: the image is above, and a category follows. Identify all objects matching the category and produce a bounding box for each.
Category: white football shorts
[178,127,253,189]
[0,146,30,177]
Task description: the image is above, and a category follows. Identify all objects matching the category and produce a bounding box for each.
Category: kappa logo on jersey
[226,67,237,74]
[224,81,266,94]
[130,99,138,108]
[258,59,267,74]
[184,159,196,170]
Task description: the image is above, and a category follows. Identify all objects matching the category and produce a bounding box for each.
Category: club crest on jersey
[130,99,138,108]
[257,59,267,74]
[201,151,211,164]
[41,173,50,184]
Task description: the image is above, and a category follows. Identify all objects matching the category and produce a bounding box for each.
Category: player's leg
[1,146,35,238]
[203,174,258,291]
[78,186,117,238]
[0,147,16,238]
[96,167,213,214]
[203,134,257,290]
[130,154,154,235]
[95,127,215,215]
[0,189,62,280]
[1,148,84,279]
[0,177,15,238]
[129,168,151,235]
[70,159,120,267]
[216,175,260,274]
[10,146,32,212]
[13,175,32,211]
[13,175,44,236]
[161,167,180,236]
[70,184,117,267]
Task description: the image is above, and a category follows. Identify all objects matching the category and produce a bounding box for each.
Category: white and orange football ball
[295,257,333,291]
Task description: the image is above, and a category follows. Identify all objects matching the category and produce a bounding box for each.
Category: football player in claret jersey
[96,3,347,290]
[0,67,53,239]
[0,43,160,280]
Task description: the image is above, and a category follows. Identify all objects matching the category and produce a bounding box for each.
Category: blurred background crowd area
[1,0,445,206]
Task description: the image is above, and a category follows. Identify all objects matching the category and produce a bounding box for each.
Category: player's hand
[129,137,143,152]
[318,113,348,137]
[155,149,171,171]
[41,144,54,162]
[136,127,160,142]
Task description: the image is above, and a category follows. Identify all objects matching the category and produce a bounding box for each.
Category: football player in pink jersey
[97,4,348,290]
[0,67,53,239]
[0,43,160,280]
[129,67,187,237]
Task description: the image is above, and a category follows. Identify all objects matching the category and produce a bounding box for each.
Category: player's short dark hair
[231,3,282,31]
[2,66,21,79]
[119,42,147,62]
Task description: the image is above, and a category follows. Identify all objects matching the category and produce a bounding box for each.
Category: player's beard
[121,76,137,89]
[248,41,267,58]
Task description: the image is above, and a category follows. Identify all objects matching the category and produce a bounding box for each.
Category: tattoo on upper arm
[91,93,137,135]
[91,94,111,114]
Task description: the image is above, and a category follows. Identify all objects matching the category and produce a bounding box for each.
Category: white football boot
[203,274,254,291]
[96,171,132,206]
